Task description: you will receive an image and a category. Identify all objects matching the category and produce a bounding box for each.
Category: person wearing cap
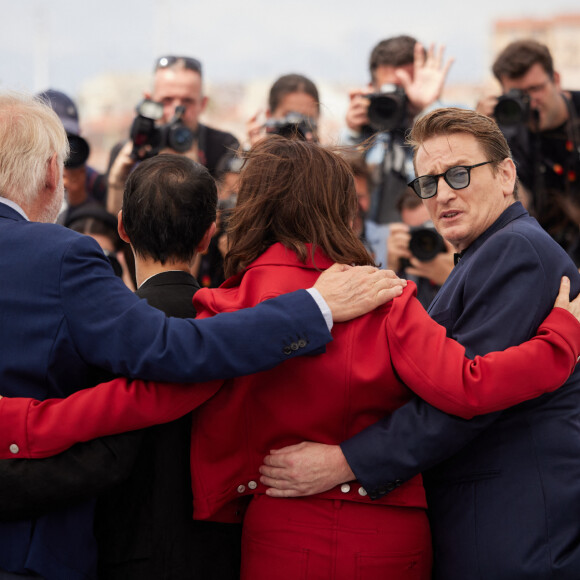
[106,56,240,214]
[37,89,107,220]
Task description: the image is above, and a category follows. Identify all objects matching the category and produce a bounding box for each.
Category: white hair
[0,91,69,207]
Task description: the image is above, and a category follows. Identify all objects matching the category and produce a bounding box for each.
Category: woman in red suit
[0,138,579,579]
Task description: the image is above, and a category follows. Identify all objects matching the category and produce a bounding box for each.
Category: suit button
[283,346,292,355]
[298,339,307,348]
[394,479,402,487]
[340,483,351,493]
[248,480,258,490]
[386,482,395,491]
[358,486,367,496]
[9,444,19,455]
[290,342,299,351]
[378,486,387,495]
[237,484,246,493]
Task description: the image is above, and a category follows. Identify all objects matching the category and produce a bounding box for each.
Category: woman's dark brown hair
[224,136,374,276]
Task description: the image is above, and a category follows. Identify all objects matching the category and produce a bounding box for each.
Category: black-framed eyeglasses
[155,56,202,75]
[408,161,494,199]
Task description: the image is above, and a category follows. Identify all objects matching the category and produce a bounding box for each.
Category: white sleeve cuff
[306,288,333,331]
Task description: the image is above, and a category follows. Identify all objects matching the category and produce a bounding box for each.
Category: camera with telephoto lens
[493,89,531,127]
[367,84,408,132]
[129,99,195,160]
[264,112,317,141]
[400,222,446,270]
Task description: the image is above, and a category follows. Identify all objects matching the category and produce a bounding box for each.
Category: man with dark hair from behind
[94,154,241,579]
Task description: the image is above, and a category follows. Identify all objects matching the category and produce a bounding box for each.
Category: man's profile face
[500,62,565,131]
[152,67,207,131]
[417,133,515,253]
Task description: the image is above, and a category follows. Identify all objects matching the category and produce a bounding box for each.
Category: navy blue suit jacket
[0,203,331,580]
[342,202,580,579]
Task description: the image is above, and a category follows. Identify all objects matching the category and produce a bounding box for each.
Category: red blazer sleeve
[388,290,580,419]
[0,378,222,458]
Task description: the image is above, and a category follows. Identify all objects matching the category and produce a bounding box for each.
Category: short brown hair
[492,39,554,82]
[369,35,418,83]
[407,107,518,198]
[224,136,374,276]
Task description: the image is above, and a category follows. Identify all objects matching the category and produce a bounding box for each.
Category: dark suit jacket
[0,202,331,580]
[342,203,580,579]
[95,270,241,580]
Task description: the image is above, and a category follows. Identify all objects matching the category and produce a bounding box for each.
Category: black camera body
[493,89,531,127]
[367,84,408,132]
[130,100,195,160]
[264,112,317,141]
[407,223,447,262]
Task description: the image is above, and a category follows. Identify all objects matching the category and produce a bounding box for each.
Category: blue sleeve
[60,236,332,383]
[341,230,560,498]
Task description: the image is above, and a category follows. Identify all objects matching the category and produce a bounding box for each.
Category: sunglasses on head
[155,56,202,75]
[408,161,495,199]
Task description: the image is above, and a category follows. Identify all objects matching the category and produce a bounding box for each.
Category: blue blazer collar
[0,201,27,222]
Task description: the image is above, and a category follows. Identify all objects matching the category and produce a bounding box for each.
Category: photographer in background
[342,35,454,268]
[477,39,580,264]
[387,190,454,308]
[246,73,320,146]
[107,56,239,214]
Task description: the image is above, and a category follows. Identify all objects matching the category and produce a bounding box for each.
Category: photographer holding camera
[342,36,454,268]
[387,190,454,308]
[477,40,580,264]
[107,56,239,214]
[246,73,320,147]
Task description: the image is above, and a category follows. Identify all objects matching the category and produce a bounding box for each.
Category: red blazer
[0,245,577,489]
[188,244,579,521]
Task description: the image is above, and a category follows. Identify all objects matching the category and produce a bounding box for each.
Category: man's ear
[44,154,60,195]
[196,222,217,253]
[117,210,131,244]
[499,158,517,198]
[553,71,561,90]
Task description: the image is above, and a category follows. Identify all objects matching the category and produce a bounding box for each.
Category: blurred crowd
[42,35,580,303]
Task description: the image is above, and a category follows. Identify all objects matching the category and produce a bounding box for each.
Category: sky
[0,0,578,98]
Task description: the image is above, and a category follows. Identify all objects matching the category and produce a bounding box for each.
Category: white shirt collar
[0,196,29,220]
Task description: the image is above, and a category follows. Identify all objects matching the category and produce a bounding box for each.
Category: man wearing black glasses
[260,108,580,579]
[107,56,239,215]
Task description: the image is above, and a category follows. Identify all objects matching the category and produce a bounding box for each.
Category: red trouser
[241,495,432,580]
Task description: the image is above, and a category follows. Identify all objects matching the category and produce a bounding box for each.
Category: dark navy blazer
[0,203,331,580]
[342,202,580,579]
